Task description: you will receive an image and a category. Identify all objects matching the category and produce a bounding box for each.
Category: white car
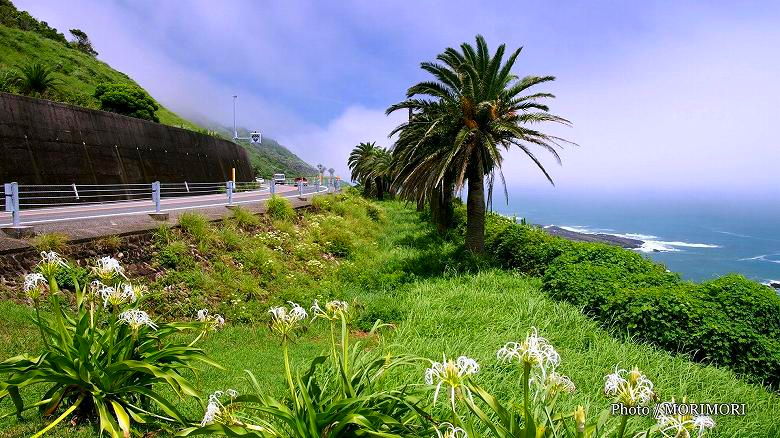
[273,174,286,185]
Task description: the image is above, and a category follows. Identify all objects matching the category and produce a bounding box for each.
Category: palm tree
[387,35,573,252]
[366,148,393,200]
[15,62,61,96]
[348,141,378,197]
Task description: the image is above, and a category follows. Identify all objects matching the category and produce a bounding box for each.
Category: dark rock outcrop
[543,225,644,249]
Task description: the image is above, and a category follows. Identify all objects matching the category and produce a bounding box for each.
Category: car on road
[273,173,286,185]
[294,177,309,186]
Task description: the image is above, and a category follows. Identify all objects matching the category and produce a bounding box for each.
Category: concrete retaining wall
[0,92,252,185]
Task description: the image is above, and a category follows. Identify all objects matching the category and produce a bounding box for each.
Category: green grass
[1,198,778,437]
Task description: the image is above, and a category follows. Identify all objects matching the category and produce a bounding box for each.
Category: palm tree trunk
[465,159,485,253]
[442,175,454,229]
[363,180,372,198]
[376,178,384,200]
[416,197,425,212]
[431,188,444,233]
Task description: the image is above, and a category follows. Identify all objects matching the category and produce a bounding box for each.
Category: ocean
[492,190,780,284]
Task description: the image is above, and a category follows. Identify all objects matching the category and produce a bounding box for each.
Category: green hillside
[0,0,314,177]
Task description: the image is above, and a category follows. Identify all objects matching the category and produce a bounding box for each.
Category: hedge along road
[0,184,328,227]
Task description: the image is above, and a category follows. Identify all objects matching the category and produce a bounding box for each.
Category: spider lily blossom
[656,400,715,438]
[435,422,468,438]
[100,283,137,308]
[268,301,308,339]
[604,366,655,406]
[36,251,67,279]
[200,389,240,426]
[92,256,125,283]
[311,299,349,321]
[497,327,560,377]
[424,354,480,411]
[119,309,158,331]
[23,273,47,301]
[196,309,226,330]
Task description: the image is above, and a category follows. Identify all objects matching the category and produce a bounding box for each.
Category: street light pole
[232,95,238,140]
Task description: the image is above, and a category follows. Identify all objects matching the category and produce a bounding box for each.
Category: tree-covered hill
[0,0,314,177]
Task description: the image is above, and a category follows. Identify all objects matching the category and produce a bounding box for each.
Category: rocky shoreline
[543,225,644,249]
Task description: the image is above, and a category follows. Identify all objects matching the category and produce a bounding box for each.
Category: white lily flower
[100,283,136,308]
[196,309,226,330]
[200,399,220,426]
[693,416,716,436]
[657,402,716,438]
[604,366,654,406]
[23,273,48,301]
[311,299,349,321]
[93,256,125,283]
[119,309,158,330]
[36,251,67,278]
[269,302,307,339]
[497,327,560,376]
[424,354,479,411]
[435,422,467,438]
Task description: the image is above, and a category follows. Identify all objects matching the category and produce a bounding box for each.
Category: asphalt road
[0,184,328,227]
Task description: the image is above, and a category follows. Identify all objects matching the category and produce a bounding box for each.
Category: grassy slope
[0,25,196,130]
[0,200,777,437]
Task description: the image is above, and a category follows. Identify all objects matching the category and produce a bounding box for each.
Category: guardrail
[2,177,342,228]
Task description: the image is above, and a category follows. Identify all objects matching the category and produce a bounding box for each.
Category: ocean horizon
[492,189,780,284]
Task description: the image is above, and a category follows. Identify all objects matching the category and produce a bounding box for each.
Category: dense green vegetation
[1,196,777,437]
[94,82,160,122]
[478,212,780,388]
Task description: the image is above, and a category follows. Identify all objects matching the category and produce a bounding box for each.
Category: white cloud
[281,106,406,179]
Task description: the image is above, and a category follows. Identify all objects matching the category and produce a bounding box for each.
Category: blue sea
[492,190,780,284]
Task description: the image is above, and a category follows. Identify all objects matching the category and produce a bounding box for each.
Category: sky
[16,1,780,201]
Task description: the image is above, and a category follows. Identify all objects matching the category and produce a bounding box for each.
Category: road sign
[250,131,262,144]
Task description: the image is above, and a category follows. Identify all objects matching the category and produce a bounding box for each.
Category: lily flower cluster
[119,309,158,331]
[36,251,68,279]
[201,389,240,426]
[197,309,226,330]
[435,422,467,438]
[497,327,561,375]
[23,272,48,302]
[311,299,349,321]
[268,301,308,339]
[604,366,656,406]
[92,256,126,284]
[655,398,715,438]
[424,354,480,411]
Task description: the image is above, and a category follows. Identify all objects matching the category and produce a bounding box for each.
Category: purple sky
[16,1,780,200]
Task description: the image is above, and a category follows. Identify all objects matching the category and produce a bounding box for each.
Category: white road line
[0,187,330,226]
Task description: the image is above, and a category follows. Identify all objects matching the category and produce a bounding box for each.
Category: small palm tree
[388,35,573,252]
[366,148,393,200]
[348,141,379,196]
[15,62,61,96]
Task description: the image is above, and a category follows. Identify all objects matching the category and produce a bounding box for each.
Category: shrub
[366,203,385,222]
[491,222,573,276]
[178,211,210,241]
[1,253,219,436]
[31,232,69,253]
[94,82,160,122]
[157,240,191,268]
[216,225,243,251]
[95,235,122,252]
[14,62,61,95]
[604,277,780,387]
[265,195,295,221]
[310,194,332,212]
[229,205,260,229]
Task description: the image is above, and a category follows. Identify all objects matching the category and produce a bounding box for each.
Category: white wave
[713,230,753,238]
[739,253,780,264]
[550,225,720,253]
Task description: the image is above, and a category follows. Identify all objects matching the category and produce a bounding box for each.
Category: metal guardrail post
[298,180,303,197]
[151,181,161,213]
[270,179,276,195]
[226,181,234,205]
[72,183,80,200]
[4,182,20,226]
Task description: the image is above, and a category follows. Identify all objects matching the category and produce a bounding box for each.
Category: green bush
[265,195,295,221]
[94,82,160,122]
[178,211,211,241]
[31,232,69,253]
[491,221,573,276]
[158,240,191,268]
[603,276,780,387]
[229,205,261,229]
